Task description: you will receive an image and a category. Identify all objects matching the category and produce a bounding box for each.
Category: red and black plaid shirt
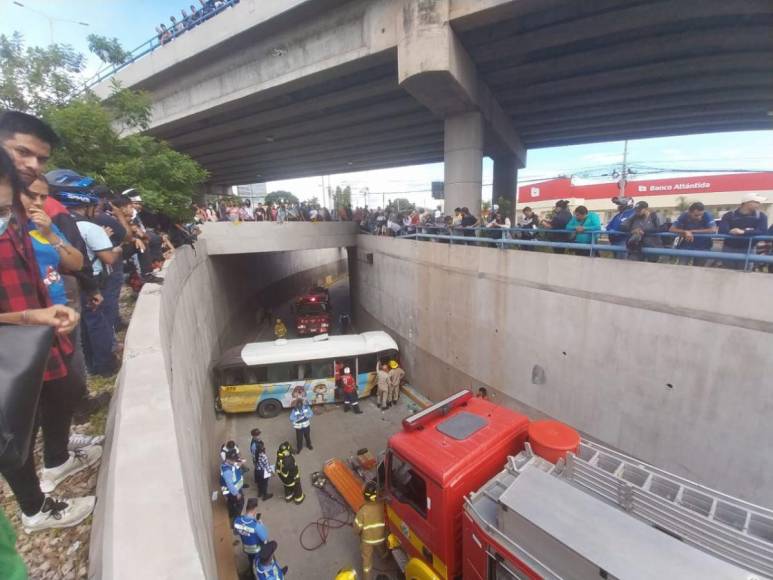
[0,222,72,381]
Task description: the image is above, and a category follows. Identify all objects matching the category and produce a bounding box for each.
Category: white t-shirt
[76,220,113,276]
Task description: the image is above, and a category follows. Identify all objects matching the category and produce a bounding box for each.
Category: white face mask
[0,215,10,237]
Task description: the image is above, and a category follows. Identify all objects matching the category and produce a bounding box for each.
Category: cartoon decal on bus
[214,332,396,417]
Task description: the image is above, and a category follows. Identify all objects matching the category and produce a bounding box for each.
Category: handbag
[0,324,54,470]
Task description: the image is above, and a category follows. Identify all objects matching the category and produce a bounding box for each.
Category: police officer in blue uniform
[233,498,268,565]
[220,449,244,525]
[253,540,288,580]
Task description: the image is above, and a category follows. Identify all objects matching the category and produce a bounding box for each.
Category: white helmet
[344,367,351,374]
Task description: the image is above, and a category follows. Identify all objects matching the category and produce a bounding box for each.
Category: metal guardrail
[79,0,240,92]
[395,226,773,271]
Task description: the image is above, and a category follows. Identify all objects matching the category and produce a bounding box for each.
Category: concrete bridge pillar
[444,112,484,213]
[492,155,517,221]
[397,0,525,215]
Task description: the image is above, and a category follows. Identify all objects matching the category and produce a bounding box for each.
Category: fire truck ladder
[512,440,773,578]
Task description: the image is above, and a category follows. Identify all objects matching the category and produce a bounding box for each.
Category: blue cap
[45,169,95,190]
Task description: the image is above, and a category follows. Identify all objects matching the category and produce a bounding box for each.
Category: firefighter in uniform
[274,318,288,339]
[220,449,245,525]
[353,481,386,580]
[276,442,304,504]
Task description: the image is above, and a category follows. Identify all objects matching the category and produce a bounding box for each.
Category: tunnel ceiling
[150,0,773,186]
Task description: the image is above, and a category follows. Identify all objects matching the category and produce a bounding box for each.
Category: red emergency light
[402,389,473,432]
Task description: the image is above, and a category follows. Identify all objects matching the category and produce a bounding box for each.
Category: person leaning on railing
[669,202,717,267]
[717,193,768,270]
[565,206,601,257]
[618,201,663,262]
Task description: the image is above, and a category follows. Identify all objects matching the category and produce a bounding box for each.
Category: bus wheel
[257,399,282,418]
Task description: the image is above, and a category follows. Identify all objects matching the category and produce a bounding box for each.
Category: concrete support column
[444,112,484,213]
[492,155,517,221]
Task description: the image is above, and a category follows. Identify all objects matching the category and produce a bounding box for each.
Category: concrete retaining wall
[351,236,773,508]
[90,240,347,579]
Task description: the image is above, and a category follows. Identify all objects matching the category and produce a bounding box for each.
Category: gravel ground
[0,289,137,580]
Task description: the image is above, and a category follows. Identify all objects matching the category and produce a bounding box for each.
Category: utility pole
[618,139,629,197]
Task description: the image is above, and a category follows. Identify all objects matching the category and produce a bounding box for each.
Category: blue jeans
[102,268,123,333]
[81,293,117,375]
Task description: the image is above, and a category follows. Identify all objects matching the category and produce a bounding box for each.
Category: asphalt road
[215,276,406,579]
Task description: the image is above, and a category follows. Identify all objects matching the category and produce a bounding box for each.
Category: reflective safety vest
[354,501,386,544]
[220,462,244,496]
[289,403,312,429]
[233,514,267,554]
[254,557,284,580]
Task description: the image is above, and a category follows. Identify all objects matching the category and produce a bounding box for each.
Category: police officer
[233,498,268,565]
[289,398,313,452]
[253,540,288,580]
[341,367,362,414]
[354,481,386,580]
[276,442,304,504]
[220,449,245,525]
[220,439,249,487]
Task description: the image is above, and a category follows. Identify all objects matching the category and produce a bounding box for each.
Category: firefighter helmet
[277,441,292,456]
[388,360,398,369]
[335,569,357,580]
[363,481,378,502]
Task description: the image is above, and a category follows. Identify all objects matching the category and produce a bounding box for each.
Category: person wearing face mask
[0,147,100,534]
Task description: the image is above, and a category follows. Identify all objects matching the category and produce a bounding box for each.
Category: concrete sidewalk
[217,395,417,578]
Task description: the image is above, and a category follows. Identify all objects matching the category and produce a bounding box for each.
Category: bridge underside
[142,0,773,186]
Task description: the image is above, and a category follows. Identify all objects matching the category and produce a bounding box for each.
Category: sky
[3,0,773,207]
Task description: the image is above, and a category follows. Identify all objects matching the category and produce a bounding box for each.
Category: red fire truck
[293,287,331,336]
[381,390,773,579]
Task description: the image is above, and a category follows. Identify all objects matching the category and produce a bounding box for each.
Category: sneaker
[22,496,95,534]
[67,434,105,451]
[40,446,102,494]
[261,493,274,501]
[307,445,314,451]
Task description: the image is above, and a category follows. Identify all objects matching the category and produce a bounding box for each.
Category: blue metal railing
[79,0,241,93]
[394,226,773,271]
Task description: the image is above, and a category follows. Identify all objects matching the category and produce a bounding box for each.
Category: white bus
[214,331,399,416]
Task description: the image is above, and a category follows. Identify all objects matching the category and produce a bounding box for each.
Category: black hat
[225,449,239,460]
[634,201,649,210]
[260,540,278,563]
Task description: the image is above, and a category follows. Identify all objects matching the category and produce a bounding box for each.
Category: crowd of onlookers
[155,0,239,45]
[0,110,202,540]
[199,192,771,270]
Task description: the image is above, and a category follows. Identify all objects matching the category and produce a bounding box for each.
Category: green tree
[265,191,299,205]
[391,197,414,212]
[0,32,85,114]
[307,196,320,207]
[4,33,208,220]
[331,185,351,210]
[104,135,207,220]
[87,34,130,66]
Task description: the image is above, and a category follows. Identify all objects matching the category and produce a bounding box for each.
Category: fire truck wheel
[257,399,282,418]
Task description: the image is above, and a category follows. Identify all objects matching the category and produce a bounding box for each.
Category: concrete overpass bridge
[94,0,773,210]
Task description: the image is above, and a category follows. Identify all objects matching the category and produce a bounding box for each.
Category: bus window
[307,360,333,380]
[221,368,244,386]
[243,366,268,384]
[389,453,427,518]
[357,353,378,375]
[267,364,295,383]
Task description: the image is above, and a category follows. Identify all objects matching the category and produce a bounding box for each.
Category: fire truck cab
[382,390,773,580]
[293,287,331,336]
[383,391,530,579]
